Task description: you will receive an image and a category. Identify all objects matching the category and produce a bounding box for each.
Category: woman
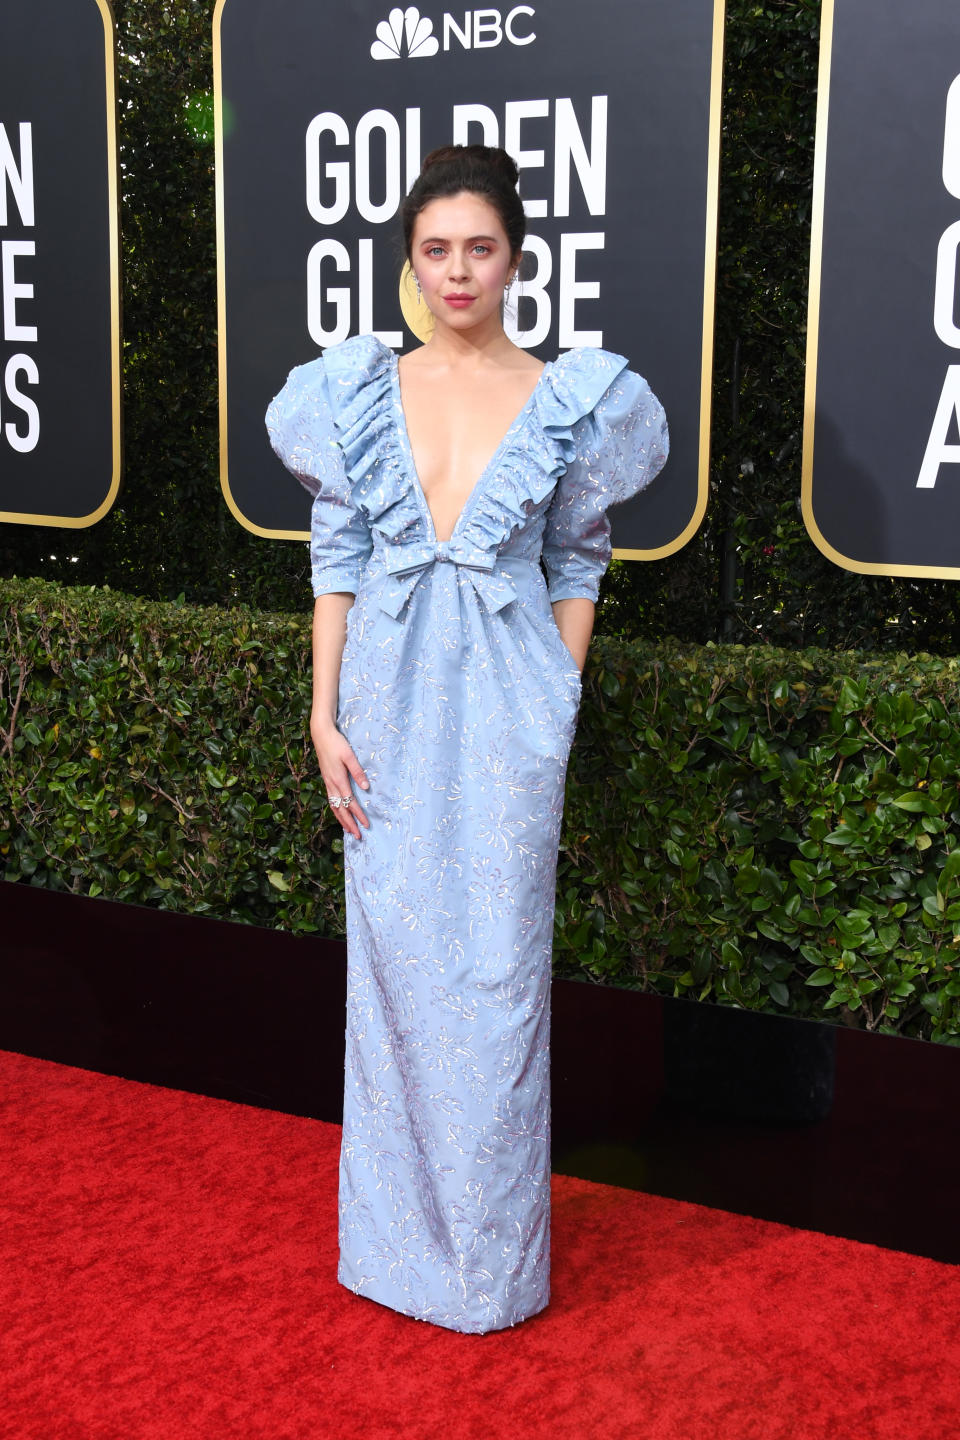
[266,145,668,1334]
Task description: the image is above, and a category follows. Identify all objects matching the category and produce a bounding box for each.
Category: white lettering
[3,353,39,453]
[405,108,422,194]
[934,218,960,349]
[357,238,403,347]
[298,96,612,355]
[452,104,499,148]
[0,133,39,451]
[921,87,960,489]
[504,234,551,348]
[558,232,604,346]
[442,7,535,51]
[2,240,37,342]
[505,6,535,45]
[443,13,471,50]
[917,365,960,489]
[945,74,960,201]
[472,9,502,47]
[554,97,608,218]
[355,110,401,225]
[915,365,960,489]
[504,100,549,219]
[310,99,610,224]
[306,113,350,224]
[306,239,351,346]
[0,123,34,228]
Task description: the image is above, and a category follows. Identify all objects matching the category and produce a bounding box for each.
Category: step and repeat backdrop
[804,0,960,576]
[4,0,960,582]
[0,0,120,530]
[214,0,725,558]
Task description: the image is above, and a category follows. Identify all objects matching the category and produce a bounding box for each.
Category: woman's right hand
[311,718,370,839]
[309,593,369,840]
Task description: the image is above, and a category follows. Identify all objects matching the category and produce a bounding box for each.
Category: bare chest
[398,366,544,540]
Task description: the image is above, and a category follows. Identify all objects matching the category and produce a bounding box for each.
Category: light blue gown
[266,334,668,1333]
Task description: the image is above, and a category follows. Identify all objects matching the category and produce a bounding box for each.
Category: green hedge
[4,578,960,1045]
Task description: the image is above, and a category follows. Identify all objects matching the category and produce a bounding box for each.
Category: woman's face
[409,191,518,333]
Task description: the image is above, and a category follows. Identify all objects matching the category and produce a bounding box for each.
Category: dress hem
[337,1272,550,1335]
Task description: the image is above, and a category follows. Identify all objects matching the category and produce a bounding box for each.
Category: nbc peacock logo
[371,7,440,59]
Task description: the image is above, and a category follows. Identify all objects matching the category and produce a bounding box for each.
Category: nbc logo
[371,7,439,59]
[371,5,536,58]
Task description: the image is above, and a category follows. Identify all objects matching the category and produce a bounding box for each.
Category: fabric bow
[376,538,520,619]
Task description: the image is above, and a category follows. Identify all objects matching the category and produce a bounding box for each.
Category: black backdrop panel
[805,0,960,575]
[0,0,120,528]
[215,0,723,557]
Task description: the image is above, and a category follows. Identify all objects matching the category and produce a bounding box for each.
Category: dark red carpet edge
[1,1049,957,1440]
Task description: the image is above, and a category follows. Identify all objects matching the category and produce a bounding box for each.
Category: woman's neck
[422,315,518,369]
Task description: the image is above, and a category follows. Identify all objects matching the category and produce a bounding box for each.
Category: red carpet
[1,1049,957,1440]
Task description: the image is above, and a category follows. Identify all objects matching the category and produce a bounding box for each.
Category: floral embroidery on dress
[266,334,668,1333]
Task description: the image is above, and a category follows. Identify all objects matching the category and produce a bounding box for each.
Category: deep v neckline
[390,352,551,544]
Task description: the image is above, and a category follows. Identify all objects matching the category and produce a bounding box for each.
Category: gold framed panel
[214,0,725,552]
[0,0,122,530]
[802,0,960,580]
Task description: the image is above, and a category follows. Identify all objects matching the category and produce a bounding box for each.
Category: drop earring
[415,273,422,303]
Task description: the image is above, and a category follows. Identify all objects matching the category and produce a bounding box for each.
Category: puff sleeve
[265,358,373,597]
[541,368,669,603]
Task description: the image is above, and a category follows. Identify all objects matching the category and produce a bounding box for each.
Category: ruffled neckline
[388,348,554,545]
[319,333,631,553]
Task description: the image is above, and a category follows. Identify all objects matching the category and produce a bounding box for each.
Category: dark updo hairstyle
[402,145,526,262]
